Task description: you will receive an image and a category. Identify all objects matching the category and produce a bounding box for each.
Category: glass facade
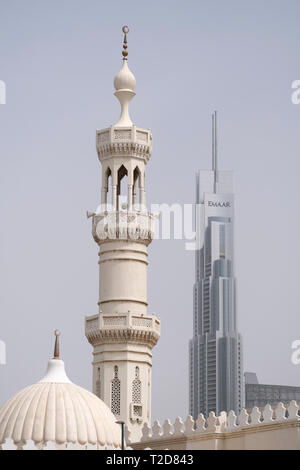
[189,170,244,419]
[245,378,300,409]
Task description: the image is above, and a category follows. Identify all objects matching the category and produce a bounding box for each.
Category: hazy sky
[0,0,300,423]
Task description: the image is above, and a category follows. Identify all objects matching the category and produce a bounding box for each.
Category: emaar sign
[208,201,231,208]
[291,340,300,365]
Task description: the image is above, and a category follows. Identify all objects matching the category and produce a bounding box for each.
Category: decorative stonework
[98,142,151,162]
[85,317,99,332]
[114,130,131,140]
[97,131,109,144]
[136,131,148,143]
[103,316,127,327]
[132,367,142,404]
[111,366,121,416]
[92,211,156,244]
[96,126,152,163]
[132,317,153,328]
[85,312,160,348]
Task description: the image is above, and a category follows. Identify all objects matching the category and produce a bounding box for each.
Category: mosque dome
[0,332,121,449]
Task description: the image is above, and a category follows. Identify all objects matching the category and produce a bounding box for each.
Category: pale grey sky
[0,0,300,422]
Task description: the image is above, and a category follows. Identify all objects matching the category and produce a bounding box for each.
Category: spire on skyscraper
[212,110,218,193]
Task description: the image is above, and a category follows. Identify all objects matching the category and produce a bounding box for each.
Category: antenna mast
[212,110,218,193]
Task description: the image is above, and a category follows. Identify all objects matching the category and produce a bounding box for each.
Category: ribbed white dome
[0,360,121,448]
[114,60,136,91]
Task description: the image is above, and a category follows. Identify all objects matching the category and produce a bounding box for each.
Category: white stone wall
[98,240,149,315]
[130,401,300,450]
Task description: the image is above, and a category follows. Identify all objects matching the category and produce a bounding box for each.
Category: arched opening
[117,164,128,211]
[133,166,141,210]
[105,167,112,209]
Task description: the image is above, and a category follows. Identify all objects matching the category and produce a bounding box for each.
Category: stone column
[112,185,117,211]
[101,188,107,211]
[128,184,133,211]
[140,188,146,212]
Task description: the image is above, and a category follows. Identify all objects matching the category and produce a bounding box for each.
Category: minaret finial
[53,329,60,359]
[114,26,136,126]
[122,26,129,60]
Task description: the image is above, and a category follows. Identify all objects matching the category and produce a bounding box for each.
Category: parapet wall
[130,401,300,450]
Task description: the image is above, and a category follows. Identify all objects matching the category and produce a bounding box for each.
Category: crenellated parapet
[129,401,300,450]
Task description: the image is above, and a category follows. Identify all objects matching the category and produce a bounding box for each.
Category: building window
[111,366,121,415]
[132,366,142,407]
[219,224,226,259]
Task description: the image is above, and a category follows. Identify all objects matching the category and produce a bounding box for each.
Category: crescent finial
[122,25,129,60]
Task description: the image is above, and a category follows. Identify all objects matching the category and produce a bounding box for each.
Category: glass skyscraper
[189,115,244,419]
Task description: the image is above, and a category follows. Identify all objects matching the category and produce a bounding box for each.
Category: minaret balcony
[85,312,161,348]
[91,210,156,244]
[96,125,152,163]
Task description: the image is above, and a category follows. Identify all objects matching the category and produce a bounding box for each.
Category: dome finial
[122,26,129,60]
[53,330,60,359]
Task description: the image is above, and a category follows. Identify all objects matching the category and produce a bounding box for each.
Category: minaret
[85,27,160,443]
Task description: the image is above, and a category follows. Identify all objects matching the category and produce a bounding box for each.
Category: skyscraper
[189,112,244,419]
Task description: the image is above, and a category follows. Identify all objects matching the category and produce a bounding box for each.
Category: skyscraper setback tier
[189,169,244,419]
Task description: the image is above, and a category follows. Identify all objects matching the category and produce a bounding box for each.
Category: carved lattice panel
[111,366,121,415]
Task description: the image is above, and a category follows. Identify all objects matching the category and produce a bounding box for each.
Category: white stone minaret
[85,26,160,443]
